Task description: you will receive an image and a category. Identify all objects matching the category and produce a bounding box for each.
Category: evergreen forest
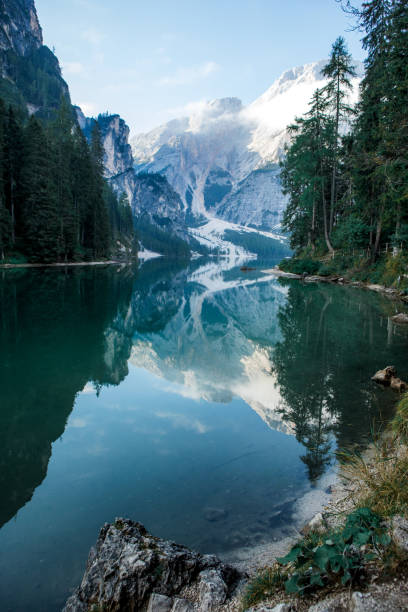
[280,0,408,283]
[0,99,135,263]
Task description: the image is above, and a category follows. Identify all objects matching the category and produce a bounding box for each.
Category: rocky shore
[262,267,408,304]
[63,465,408,612]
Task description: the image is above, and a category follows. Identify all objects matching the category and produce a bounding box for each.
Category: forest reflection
[272,280,408,481]
[1,263,407,531]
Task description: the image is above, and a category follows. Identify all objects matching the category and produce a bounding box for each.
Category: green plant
[276,508,390,595]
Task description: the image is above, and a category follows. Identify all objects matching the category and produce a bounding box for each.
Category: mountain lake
[1,258,408,611]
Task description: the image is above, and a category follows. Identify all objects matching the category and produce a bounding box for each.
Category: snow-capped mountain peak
[131,59,362,232]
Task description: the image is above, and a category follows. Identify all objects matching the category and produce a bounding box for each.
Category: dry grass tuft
[339,393,408,518]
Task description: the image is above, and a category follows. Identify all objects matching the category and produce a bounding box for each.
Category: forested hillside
[280,0,407,285]
[0,0,136,263]
[0,100,135,262]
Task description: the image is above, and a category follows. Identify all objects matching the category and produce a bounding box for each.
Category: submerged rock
[203,507,228,522]
[63,518,242,612]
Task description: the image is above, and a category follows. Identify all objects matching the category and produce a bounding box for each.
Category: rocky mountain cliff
[0,0,42,55]
[75,106,202,255]
[0,0,69,115]
[129,261,292,434]
[132,61,363,233]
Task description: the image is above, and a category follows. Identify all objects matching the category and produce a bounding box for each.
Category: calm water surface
[1,259,408,611]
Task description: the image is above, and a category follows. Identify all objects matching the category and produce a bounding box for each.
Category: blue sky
[36,0,364,136]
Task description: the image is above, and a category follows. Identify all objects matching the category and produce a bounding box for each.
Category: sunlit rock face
[131,61,362,231]
[0,0,42,56]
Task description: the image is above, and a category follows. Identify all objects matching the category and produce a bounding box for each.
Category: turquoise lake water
[0,259,407,611]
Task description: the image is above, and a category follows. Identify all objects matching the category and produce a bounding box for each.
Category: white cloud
[62,61,85,75]
[155,411,210,434]
[158,61,220,87]
[82,27,105,46]
[164,99,208,118]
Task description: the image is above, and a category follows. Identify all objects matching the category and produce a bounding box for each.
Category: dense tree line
[0,46,69,119]
[0,98,135,262]
[281,0,408,261]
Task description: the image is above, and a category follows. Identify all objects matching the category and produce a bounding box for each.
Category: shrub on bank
[279,257,320,275]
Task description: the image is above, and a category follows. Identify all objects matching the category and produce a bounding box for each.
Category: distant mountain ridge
[131,60,363,232]
[0,0,361,260]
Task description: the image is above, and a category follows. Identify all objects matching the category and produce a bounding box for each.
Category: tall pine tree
[322,37,357,234]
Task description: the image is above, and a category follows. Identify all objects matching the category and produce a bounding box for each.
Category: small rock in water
[203,507,228,522]
[391,313,408,325]
[371,366,396,386]
[372,366,407,392]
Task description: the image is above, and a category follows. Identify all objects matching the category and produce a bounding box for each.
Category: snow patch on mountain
[189,217,286,263]
[245,60,362,161]
[131,60,363,235]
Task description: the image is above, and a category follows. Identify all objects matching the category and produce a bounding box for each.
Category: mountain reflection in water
[0,259,407,612]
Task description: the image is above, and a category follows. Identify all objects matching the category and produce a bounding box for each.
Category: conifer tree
[4,106,23,247]
[322,37,356,234]
[0,99,11,259]
[19,116,60,261]
[281,88,334,253]
[89,122,110,258]
[350,0,394,259]
[49,98,78,260]
[381,0,408,247]
[71,125,94,252]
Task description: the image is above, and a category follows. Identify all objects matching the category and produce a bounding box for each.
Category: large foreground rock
[63,518,242,612]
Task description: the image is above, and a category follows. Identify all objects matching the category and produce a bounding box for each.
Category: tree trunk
[329,75,340,235]
[311,200,316,251]
[10,176,15,246]
[321,175,334,254]
[372,206,384,261]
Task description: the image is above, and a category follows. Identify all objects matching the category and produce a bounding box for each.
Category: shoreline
[0,259,133,269]
[62,399,407,611]
[262,267,408,304]
[220,470,338,575]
